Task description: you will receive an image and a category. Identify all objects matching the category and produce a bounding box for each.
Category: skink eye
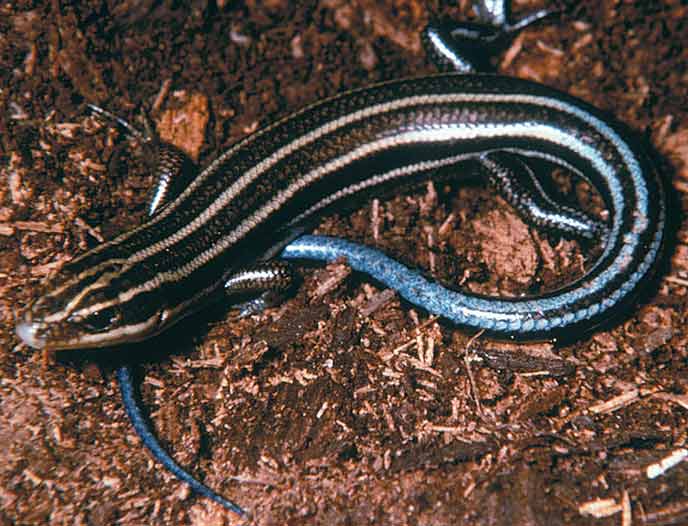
[72,308,119,333]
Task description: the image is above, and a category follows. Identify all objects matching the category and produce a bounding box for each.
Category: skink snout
[16,313,48,350]
[16,290,65,350]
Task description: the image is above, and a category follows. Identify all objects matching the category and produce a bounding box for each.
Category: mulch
[1,1,687,524]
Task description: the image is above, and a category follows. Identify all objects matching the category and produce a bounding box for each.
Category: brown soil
[1,1,688,525]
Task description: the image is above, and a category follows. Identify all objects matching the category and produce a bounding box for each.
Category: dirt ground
[1,1,688,525]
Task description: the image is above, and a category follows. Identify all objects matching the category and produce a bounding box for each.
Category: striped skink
[15,0,667,518]
[16,72,666,349]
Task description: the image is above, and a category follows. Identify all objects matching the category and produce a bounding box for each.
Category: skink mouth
[16,305,173,352]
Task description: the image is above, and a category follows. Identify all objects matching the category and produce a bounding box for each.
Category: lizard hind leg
[423,0,554,73]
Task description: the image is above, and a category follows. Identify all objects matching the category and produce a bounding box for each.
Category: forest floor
[1,1,688,525]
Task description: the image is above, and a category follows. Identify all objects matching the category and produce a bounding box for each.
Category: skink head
[17,258,169,351]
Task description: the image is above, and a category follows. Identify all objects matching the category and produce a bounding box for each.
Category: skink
[15,0,667,518]
[16,72,665,348]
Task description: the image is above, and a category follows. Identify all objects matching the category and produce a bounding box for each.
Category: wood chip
[359,288,395,317]
[588,389,640,414]
[579,498,622,518]
[646,448,688,479]
[311,261,351,299]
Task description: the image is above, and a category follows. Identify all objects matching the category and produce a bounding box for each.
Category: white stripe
[123,91,642,266]
[70,151,478,320]
[59,90,649,324]
[116,117,636,307]
[58,311,161,349]
[289,152,477,225]
[44,262,130,323]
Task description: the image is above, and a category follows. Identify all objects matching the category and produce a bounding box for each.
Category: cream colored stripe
[51,92,479,306]
[66,151,475,319]
[47,92,543,300]
[123,91,638,266]
[62,311,161,349]
[115,119,629,308]
[58,90,645,325]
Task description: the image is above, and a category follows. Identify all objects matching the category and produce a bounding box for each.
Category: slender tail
[116,365,247,518]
